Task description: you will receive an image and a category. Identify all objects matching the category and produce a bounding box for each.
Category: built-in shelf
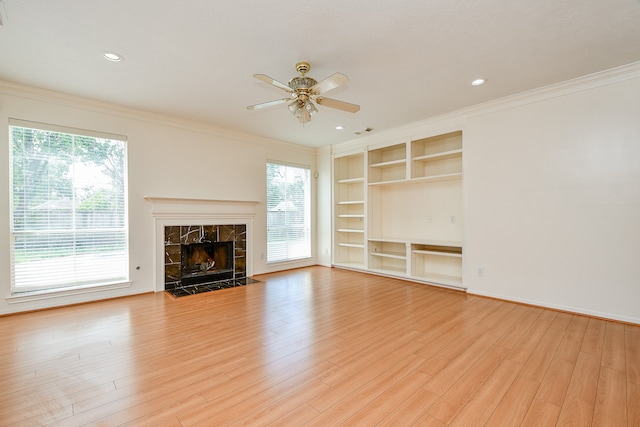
[369,159,406,168]
[368,179,411,186]
[409,173,462,183]
[337,200,365,205]
[333,130,464,289]
[412,250,462,257]
[368,237,460,246]
[339,243,365,248]
[412,148,462,162]
[368,143,407,184]
[370,251,406,260]
[368,240,407,274]
[368,172,462,186]
[412,242,462,288]
[334,152,367,268]
[337,177,365,184]
[411,131,462,180]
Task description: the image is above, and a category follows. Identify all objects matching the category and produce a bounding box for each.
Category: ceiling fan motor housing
[289,77,317,90]
[289,77,318,102]
[290,62,317,101]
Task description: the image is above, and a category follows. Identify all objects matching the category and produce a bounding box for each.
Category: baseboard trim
[467,288,640,326]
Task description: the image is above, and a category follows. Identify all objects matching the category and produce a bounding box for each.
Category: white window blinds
[9,121,129,293]
[266,162,311,263]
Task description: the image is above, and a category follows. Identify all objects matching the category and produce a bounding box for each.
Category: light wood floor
[1,266,638,426]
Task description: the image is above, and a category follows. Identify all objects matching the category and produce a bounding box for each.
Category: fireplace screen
[180,241,234,285]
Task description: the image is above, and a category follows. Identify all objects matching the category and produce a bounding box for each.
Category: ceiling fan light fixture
[300,108,311,124]
[305,101,318,115]
[288,100,301,116]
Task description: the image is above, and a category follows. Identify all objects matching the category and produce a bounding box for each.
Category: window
[9,120,128,293]
[266,162,311,262]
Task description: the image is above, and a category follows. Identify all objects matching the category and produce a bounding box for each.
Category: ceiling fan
[247,62,360,124]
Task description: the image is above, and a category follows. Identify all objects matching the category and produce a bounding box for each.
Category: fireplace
[146,197,258,292]
[180,240,234,285]
[164,224,246,291]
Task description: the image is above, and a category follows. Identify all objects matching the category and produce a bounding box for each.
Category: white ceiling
[1,0,640,148]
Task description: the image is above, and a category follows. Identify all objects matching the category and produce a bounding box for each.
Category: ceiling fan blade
[253,74,292,93]
[311,72,349,94]
[246,98,290,110]
[316,97,360,113]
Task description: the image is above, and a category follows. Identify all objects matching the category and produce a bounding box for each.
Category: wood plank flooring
[0,266,638,426]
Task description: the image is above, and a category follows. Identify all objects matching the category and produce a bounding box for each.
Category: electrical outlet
[477,267,484,277]
[427,215,433,223]
[450,215,456,224]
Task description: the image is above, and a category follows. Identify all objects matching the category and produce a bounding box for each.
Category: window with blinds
[9,121,129,293]
[266,162,311,263]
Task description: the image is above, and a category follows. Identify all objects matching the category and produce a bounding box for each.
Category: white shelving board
[369,159,406,168]
[412,148,462,162]
[337,177,365,184]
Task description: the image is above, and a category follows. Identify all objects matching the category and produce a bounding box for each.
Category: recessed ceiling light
[103,52,122,62]
[335,125,344,130]
[471,78,486,86]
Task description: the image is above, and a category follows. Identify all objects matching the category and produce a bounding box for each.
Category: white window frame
[266,161,312,263]
[8,119,129,294]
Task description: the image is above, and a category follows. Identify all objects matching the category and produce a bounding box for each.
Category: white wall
[0,82,317,315]
[328,63,640,323]
[464,70,640,323]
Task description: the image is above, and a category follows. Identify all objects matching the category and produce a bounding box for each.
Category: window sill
[266,256,312,265]
[6,281,132,305]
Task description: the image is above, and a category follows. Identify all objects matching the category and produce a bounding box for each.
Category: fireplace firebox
[180,241,234,286]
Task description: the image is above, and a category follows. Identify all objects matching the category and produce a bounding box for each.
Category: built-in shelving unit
[333,152,366,269]
[411,241,463,288]
[411,132,462,181]
[368,239,407,275]
[368,143,407,184]
[333,130,464,290]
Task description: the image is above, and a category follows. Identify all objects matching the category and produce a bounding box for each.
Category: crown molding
[0,79,315,154]
[332,61,640,154]
[461,61,640,119]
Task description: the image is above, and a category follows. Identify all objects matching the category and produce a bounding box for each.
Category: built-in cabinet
[333,131,464,289]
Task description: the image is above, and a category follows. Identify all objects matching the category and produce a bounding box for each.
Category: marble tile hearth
[165,277,260,298]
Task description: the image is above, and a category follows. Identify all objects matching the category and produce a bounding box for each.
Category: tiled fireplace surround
[146,197,258,292]
[163,224,246,290]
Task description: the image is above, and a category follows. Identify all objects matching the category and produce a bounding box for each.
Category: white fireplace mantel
[145,197,259,291]
[145,196,260,218]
